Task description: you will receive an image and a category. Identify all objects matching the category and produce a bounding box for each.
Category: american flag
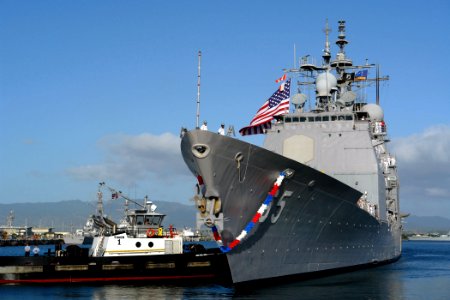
[239,79,291,136]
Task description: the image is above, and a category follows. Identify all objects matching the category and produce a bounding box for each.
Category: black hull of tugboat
[0,250,231,285]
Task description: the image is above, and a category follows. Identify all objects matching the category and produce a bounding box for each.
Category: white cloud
[67,132,192,188]
[67,126,450,216]
[391,125,450,216]
[425,187,449,198]
[392,125,450,165]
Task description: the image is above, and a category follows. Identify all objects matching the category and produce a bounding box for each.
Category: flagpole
[196,50,202,129]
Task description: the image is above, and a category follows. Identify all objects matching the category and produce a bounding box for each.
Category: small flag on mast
[275,74,287,83]
[239,79,291,136]
[355,69,368,81]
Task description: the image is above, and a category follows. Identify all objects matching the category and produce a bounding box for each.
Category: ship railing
[282,113,354,124]
[370,121,387,136]
[357,197,379,219]
[127,227,179,238]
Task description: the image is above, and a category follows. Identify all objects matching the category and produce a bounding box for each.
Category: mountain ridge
[0,199,197,232]
[1,200,450,233]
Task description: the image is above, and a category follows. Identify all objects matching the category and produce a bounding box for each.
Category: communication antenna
[196,51,202,129]
[293,43,297,69]
[376,64,380,105]
[322,19,331,65]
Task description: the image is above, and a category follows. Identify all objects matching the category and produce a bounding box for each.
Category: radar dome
[362,104,384,121]
[316,72,337,96]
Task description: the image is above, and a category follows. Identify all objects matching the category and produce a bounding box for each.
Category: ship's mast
[331,20,352,69]
[195,50,202,129]
[336,20,348,59]
[322,19,331,65]
[6,210,14,228]
[97,183,105,221]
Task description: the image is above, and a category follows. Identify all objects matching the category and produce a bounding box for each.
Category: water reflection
[1,242,449,300]
[90,284,235,300]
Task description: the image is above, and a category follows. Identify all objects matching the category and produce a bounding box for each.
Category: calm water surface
[0,241,449,299]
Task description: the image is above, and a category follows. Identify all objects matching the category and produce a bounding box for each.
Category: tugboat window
[315,116,322,122]
[285,117,291,123]
[308,117,314,122]
[152,216,162,226]
[136,216,144,225]
[293,117,299,122]
[300,117,307,122]
[323,116,330,121]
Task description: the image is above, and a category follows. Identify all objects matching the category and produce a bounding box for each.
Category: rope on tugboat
[211,171,286,253]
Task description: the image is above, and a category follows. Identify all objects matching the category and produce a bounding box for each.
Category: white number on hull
[271,190,293,223]
[259,190,293,224]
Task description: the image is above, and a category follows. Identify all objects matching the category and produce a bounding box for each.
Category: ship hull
[181,130,401,283]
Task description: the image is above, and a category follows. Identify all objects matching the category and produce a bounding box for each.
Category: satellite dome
[316,72,337,96]
[362,103,384,121]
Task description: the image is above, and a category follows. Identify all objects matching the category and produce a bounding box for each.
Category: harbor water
[0,240,449,299]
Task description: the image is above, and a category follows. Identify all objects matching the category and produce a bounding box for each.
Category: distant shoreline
[405,237,450,242]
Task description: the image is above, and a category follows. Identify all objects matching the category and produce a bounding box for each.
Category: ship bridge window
[315,116,322,122]
[323,116,330,121]
[300,117,307,122]
[146,215,163,226]
[331,116,337,121]
[308,117,314,122]
[285,117,292,123]
[136,215,145,225]
[292,117,299,122]
[356,112,369,121]
[345,115,353,121]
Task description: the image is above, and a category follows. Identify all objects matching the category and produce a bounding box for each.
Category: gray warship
[180,20,401,284]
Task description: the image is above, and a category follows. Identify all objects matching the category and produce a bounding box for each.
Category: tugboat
[0,184,230,284]
[180,20,402,284]
[90,183,183,257]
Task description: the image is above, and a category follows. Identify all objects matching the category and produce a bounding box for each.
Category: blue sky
[1,1,449,219]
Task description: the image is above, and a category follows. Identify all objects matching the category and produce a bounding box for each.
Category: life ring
[146,228,155,238]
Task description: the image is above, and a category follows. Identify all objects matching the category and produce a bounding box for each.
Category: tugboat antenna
[196,50,202,129]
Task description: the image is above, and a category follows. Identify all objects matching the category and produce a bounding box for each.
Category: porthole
[136,242,141,248]
[148,242,154,248]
